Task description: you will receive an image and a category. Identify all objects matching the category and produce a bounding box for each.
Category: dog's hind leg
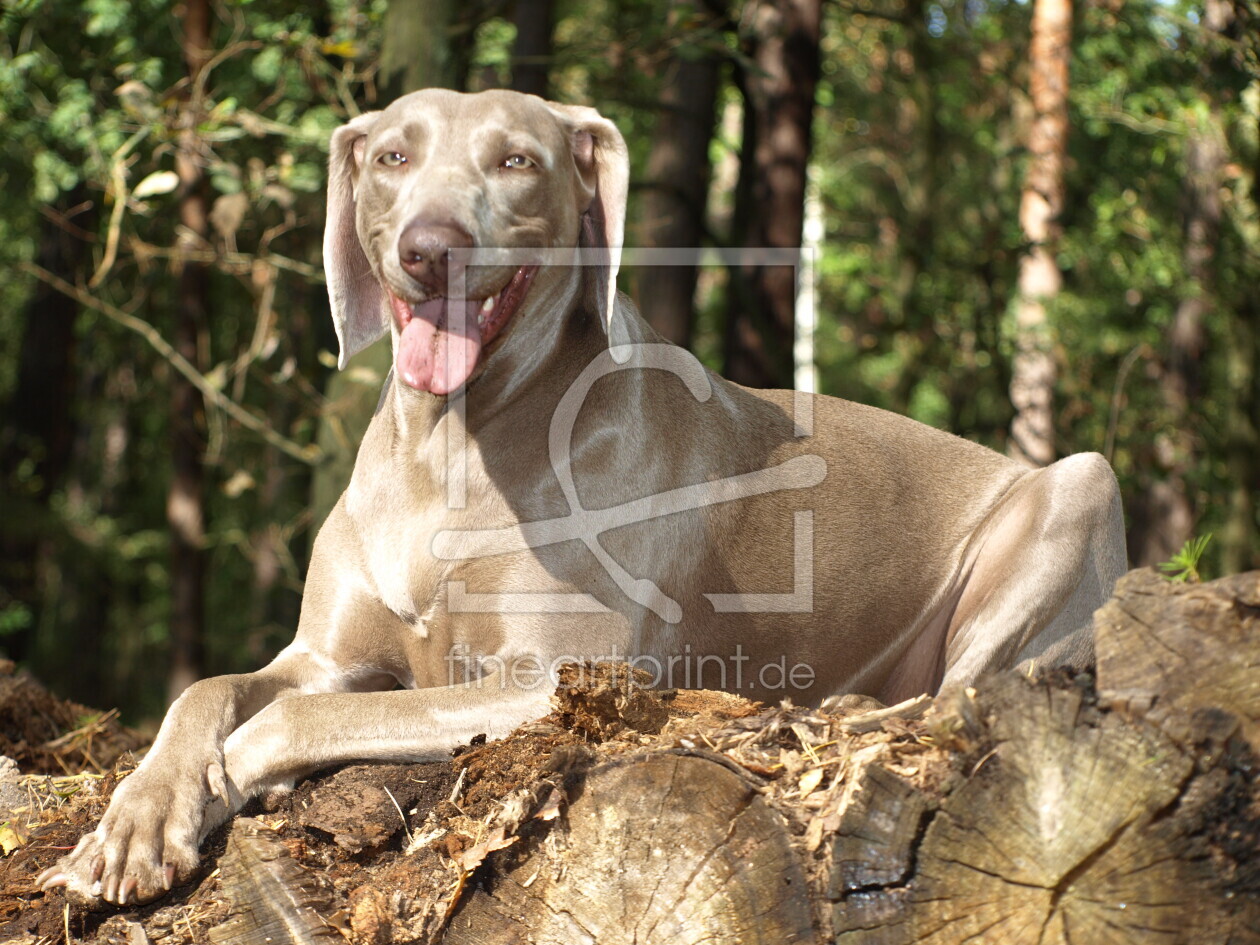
[942,452,1127,688]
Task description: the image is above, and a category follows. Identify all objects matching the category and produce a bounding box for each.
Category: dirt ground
[0,661,956,944]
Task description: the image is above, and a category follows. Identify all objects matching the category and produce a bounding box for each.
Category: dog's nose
[398,220,474,292]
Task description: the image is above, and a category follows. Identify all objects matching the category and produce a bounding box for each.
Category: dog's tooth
[481,297,495,314]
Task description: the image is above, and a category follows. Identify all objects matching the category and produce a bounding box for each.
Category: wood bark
[635,2,725,348]
[723,0,821,389]
[167,0,213,703]
[1008,0,1071,468]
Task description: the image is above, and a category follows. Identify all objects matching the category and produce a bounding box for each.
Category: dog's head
[323,89,628,395]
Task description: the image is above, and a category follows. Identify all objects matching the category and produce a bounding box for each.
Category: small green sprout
[1158,534,1212,584]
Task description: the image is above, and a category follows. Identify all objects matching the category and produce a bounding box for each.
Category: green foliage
[814,0,1030,444]
[1159,533,1213,583]
[0,0,383,717]
[812,0,1259,573]
[0,603,33,637]
[0,0,1256,723]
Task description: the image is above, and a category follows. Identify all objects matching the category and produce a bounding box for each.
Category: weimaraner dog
[41,88,1127,905]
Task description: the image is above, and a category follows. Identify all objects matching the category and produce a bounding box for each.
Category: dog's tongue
[394,296,484,395]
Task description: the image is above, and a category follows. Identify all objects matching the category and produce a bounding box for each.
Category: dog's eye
[501,154,534,170]
[378,152,408,167]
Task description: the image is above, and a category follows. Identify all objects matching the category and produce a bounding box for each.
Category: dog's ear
[545,103,629,341]
[323,111,387,369]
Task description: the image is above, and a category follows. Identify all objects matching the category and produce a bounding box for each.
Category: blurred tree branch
[19,263,322,467]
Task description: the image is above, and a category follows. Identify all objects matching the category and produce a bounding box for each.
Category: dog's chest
[353,514,436,630]
[348,463,530,634]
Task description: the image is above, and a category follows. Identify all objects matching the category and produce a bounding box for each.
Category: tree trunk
[167,0,213,704]
[635,2,725,349]
[509,0,555,99]
[1129,0,1233,568]
[1220,67,1260,574]
[1125,128,1222,567]
[1008,0,1071,468]
[1221,273,1259,574]
[379,0,459,102]
[723,0,822,389]
[0,196,90,671]
[887,0,939,417]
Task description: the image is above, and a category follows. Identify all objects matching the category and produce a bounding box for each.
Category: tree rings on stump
[831,673,1260,944]
[445,752,816,944]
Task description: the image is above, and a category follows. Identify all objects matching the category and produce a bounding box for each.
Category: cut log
[17,572,1260,945]
[209,818,337,945]
[444,752,817,944]
[1095,567,1260,747]
[830,672,1260,944]
[828,761,931,897]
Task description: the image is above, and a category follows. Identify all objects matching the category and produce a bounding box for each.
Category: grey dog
[40,89,1126,905]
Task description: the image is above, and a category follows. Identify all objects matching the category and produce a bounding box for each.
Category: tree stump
[824,571,1260,944]
[1095,568,1260,747]
[444,752,816,944]
[831,671,1260,943]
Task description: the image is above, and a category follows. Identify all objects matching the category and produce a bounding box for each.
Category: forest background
[1,0,1257,722]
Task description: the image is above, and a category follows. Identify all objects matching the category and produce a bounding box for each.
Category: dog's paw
[37,765,208,906]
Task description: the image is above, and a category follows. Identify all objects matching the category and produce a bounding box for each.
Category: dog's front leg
[37,649,341,906]
[217,672,557,810]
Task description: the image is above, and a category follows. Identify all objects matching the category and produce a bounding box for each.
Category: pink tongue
[395,297,484,395]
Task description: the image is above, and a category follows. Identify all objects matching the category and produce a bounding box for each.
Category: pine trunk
[510,0,555,99]
[1129,0,1231,567]
[1008,0,1071,468]
[167,0,213,704]
[635,1,725,348]
[723,0,822,389]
